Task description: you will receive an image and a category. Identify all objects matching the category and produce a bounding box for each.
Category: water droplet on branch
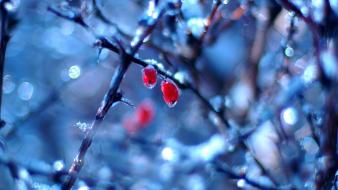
[17,81,34,101]
[68,65,81,79]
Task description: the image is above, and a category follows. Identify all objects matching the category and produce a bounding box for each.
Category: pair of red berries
[142,65,180,108]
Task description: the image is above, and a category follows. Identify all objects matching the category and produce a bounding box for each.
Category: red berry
[123,100,155,134]
[142,65,157,89]
[161,80,180,108]
[136,100,154,126]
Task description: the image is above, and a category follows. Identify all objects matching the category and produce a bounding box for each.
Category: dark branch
[0,0,11,128]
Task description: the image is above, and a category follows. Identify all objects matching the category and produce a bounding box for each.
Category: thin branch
[99,36,231,129]
[0,154,120,189]
[47,5,233,129]
[199,0,222,42]
[123,136,279,190]
[214,161,287,190]
[277,0,317,31]
[0,0,10,128]
[58,3,170,189]
[47,7,89,29]
[91,0,114,25]
[315,87,338,190]
[3,56,104,140]
[277,0,330,86]
[0,154,68,184]
[207,4,247,44]
[47,2,291,189]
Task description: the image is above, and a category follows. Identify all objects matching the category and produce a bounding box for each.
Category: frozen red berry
[142,65,157,89]
[136,100,154,126]
[161,80,180,108]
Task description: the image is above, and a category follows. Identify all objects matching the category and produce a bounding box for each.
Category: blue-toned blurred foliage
[0,0,337,190]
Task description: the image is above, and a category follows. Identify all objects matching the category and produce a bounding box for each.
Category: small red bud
[123,117,140,134]
[136,100,154,126]
[161,80,180,108]
[142,65,157,89]
[123,100,155,134]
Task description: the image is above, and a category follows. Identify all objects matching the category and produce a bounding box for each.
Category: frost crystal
[191,134,226,162]
[173,71,186,84]
[75,122,90,132]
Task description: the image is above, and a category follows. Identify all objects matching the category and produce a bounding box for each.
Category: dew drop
[237,179,246,188]
[78,185,89,190]
[302,64,317,84]
[4,1,18,12]
[53,160,65,171]
[223,0,230,5]
[3,75,16,94]
[161,147,177,162]
[281,107,298,125]
[68,65,81,79]
[98,166,112,180]
[284,46,294,57]
[18,169,30,180]
[17,81,34,101]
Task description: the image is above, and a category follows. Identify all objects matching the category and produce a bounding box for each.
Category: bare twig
[47,4,232,129]
[315,87,338,190]
[125,136,280,190]
[277,0,330,86]
[275,1,337,189]
[48,4,285,189]
[199,0,222,42]
[214,160,288,190]
[0,154,121,189]
[0,154,68,182]
[0,0,11,128]
[57,3,171,189]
